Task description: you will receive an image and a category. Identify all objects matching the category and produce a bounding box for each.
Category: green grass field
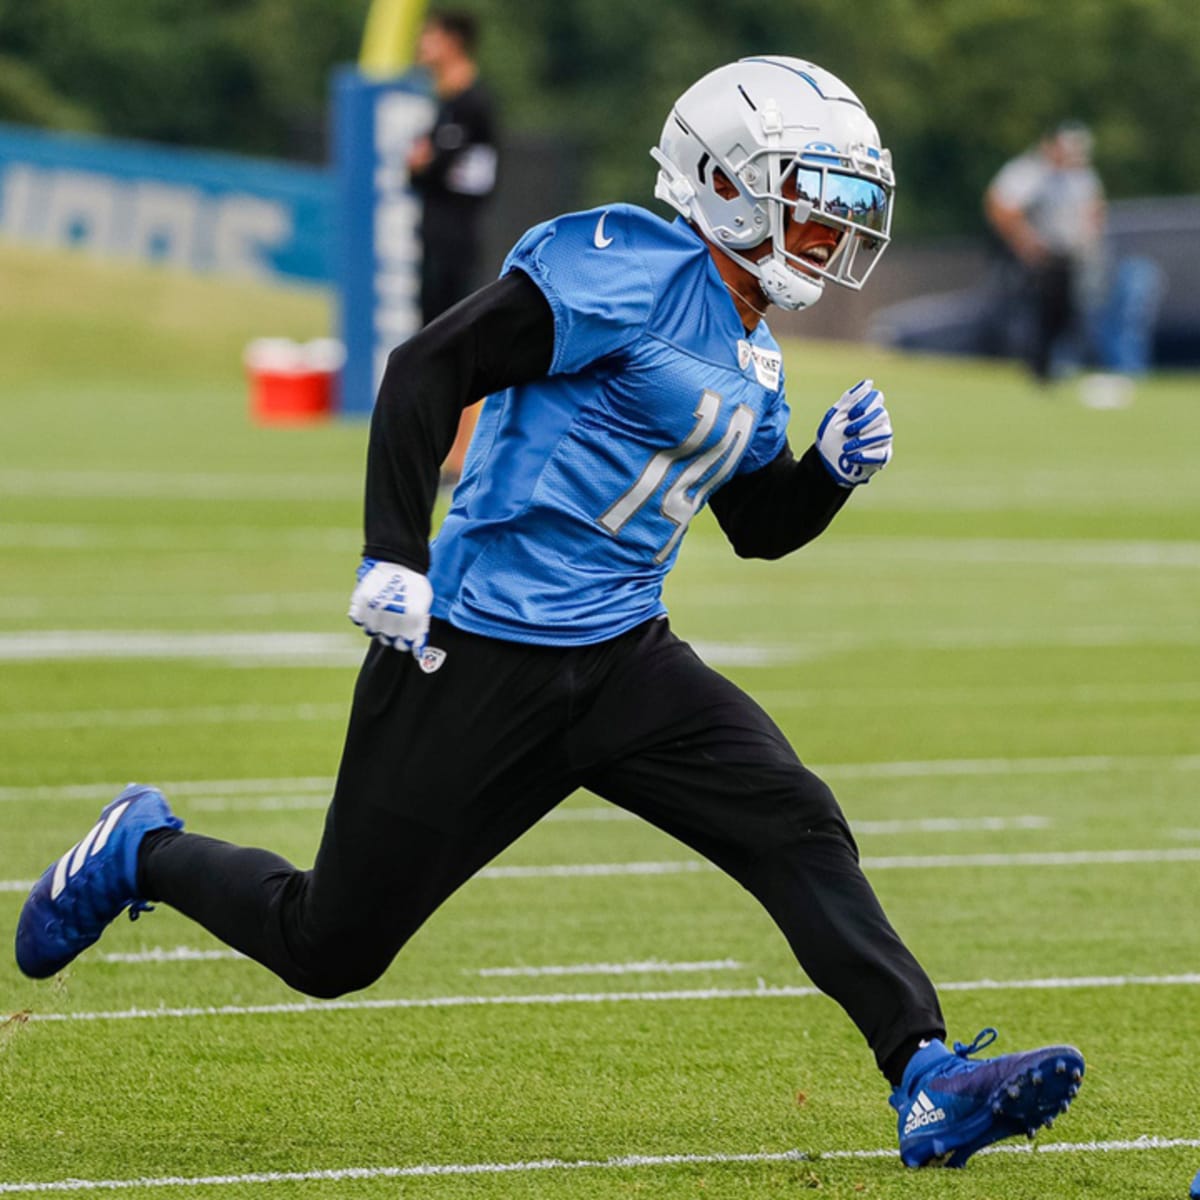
[2,239,1198,1199]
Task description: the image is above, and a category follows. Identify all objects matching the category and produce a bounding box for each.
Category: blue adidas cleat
[890,1028,1084,1167]
[1190,1167,1200,1199]
[15,785,183,979]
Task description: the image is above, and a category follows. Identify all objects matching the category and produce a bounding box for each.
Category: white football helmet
[652,56,895,310]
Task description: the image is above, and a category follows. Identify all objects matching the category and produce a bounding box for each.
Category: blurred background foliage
[2,0,1199,236]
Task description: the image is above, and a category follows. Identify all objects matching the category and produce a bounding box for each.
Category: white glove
[347,558,433,656]
[816,378,894,487]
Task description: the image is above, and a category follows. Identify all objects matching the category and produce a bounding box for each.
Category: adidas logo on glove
[903,1090,947,1136]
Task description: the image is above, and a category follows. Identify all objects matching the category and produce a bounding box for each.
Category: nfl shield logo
[418,646,447,674]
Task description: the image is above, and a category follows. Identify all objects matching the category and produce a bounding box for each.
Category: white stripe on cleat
[68,821,104,877]
[92,800,131,855]
[50,845,79,900]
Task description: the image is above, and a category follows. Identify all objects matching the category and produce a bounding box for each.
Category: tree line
[3,0,1198,237]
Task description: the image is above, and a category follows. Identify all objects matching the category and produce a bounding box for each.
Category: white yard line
[0,526,352,552]
[475,959,743,978]
[0,704,344,732]
[863,848,1200,869]
[754,680,1200,709]
[0,469,360,501]
[546,811,1051,832]
[908,625,1200,650]
[821,754,1200,779]
[0,778,333,804]
[89,952,739,974]
[477,848,1200,876]
[1,1137,1198,1193]
[19,972,1200,1025]
[187,795,330,813]
[0,631,363,665]
[477,861,710,879]
[700,626,1200,656]
[4,625,1200,666]
[681,534,1200,567]
[4,683,1198,733]
[5,847,1200,895]
[857,815,1051,834]
[2,754,1197,806]
[543,806,636,822]
[0,632,791,668]
[95,947,247,964]
[827,536,1200,568]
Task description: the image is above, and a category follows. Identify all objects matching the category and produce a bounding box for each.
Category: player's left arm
[710,379,892,560]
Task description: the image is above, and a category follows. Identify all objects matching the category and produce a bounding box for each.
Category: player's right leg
[16,622,579,995]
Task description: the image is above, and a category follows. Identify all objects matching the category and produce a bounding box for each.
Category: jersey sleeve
[502,207,655,376]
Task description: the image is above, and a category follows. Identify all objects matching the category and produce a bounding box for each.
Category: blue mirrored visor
[790,167,890,235]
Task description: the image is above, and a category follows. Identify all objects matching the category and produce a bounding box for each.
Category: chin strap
[724,279,768,318]
[758,257,825,311]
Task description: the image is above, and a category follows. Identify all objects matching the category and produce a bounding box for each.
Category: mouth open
[800,243,835,267]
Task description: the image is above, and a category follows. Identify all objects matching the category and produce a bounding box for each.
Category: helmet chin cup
[757,257,825,311]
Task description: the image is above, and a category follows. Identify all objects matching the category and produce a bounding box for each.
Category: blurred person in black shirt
[408,10,498,477]
[408,11,498,324]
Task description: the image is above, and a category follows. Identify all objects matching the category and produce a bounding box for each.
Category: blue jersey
[428,204,791,645]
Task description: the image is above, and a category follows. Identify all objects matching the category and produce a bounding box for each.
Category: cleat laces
[951,1027,998,1058]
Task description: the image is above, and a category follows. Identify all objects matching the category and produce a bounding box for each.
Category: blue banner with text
[0,122,334,284]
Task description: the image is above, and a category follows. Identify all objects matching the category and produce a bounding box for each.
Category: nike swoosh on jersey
[593,212,614,249]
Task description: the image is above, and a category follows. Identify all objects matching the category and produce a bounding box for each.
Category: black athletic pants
[420,231,480,328]
[140,616,945,1076]
[1030,255,1075,382]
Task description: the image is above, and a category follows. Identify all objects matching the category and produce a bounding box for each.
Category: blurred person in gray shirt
[985,122,1105,385]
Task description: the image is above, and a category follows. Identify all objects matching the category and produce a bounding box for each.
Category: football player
[17,57,1084,1168]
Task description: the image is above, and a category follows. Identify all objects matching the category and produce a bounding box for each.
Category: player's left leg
[575,618,1083,1167]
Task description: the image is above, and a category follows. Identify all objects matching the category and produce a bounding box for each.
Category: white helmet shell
[652,56,895,310]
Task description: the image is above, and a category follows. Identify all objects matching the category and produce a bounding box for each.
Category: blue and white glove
[816,378,894,487]
[347,558,433,657]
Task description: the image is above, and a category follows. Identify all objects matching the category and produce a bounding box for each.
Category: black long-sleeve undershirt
[363,271,553,572]
[363,267,853,572]
[707,441,852,559]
